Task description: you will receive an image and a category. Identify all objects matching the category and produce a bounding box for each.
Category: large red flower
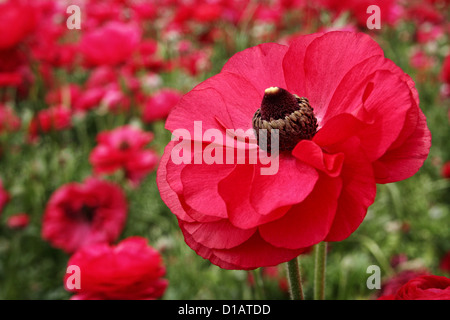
[157,31,431,270]
[378,275,450,300]
[65,236,168,300]
[89,125,159,185]
[42,178,127,253]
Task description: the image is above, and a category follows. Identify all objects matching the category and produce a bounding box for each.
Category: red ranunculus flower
[441,54,450,85]
[0,1,36,50]
[6,213,30,230]
[157,31,431,270]
[28,106,72,142]
[378,275,450,300]
[42,178,127,253]
[440,251,450,273]
[143,88,183,123]
[65,236,168,300]
[79,22,141,67]
[377,269,430,299]
[442,161,450,179]
[0,103,21,133]
[0,180,10,214]
[89,125,159,185]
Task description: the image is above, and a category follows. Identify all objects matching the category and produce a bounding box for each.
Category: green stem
[286,256,304,300]
[314,241,327,300]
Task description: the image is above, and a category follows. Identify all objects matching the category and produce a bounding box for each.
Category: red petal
[218,164,290,229]
[222,42,289,95]
[250,156,318,215]
[212,232,305,270]
[180,162,235,219]
[259,173,342,249]
[282,32,324,97]
[325,137,376,241]
[181,219,256,250]
[292,140,344,177]
[373,109,431,183]
[301,32,384,120]
[156,142,195,223]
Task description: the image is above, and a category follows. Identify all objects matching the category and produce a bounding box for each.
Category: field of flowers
[0,0,449,300]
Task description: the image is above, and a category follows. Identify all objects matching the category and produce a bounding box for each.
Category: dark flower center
[252,87,318,152]
[118,140,130,150]
[65,204,97,223]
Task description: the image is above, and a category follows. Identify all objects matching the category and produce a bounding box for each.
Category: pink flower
[28,106,72,142]
[442,161,450,179]
[0,103,21,133]
[6,213,30,230]
[441,54,450,86]
[378,275,450,300]
[157,31,431,270]
[440,251,450,273]
[42,178,127,253]
[143,88,183,123]
[65,236,168,300]
[0,1,37,50]
[79,22,141,67]
[0,180,10,214]
[89,125,159,185]
[377,269,430,299]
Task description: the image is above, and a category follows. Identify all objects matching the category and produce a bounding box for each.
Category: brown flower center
[252,87,318,152]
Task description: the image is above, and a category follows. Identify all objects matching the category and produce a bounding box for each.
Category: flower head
[65,236,168,300]
[0,180,10,214]
[42,178,127,253]
[89,125,159,185]
[157,31,431,270]
[378,275,450,300]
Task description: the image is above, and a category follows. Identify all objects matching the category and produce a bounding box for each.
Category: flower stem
[314,241,327,300]
[286,256,304,300]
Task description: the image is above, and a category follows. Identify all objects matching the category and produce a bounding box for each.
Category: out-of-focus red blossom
[143,89,183,123]
[65,236,168,300]
[0,104,21,133]
[377,269,430,299]
[69,67,139,113]
[178,49,212,76]
[0,1,37,50]
[0,181,10,214]
[0,48,32,89]
[441,54,450,86]
[6,213,30,230]
[89,125,159,185]
[319,0,402,27]
[79,22,141,67]
[410,50,435,72]
[129,39,165,72]
[442,161,450,179]
[416,24,445,44]
[378,275,450,300]
[28,106,72,142]
[440,251,450,273]
[45,84,82,108]
[405,1,445,25]
[41,178,127,253]
[157,31,431,270]
[247,265,289,293]
[390,253,409,269]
